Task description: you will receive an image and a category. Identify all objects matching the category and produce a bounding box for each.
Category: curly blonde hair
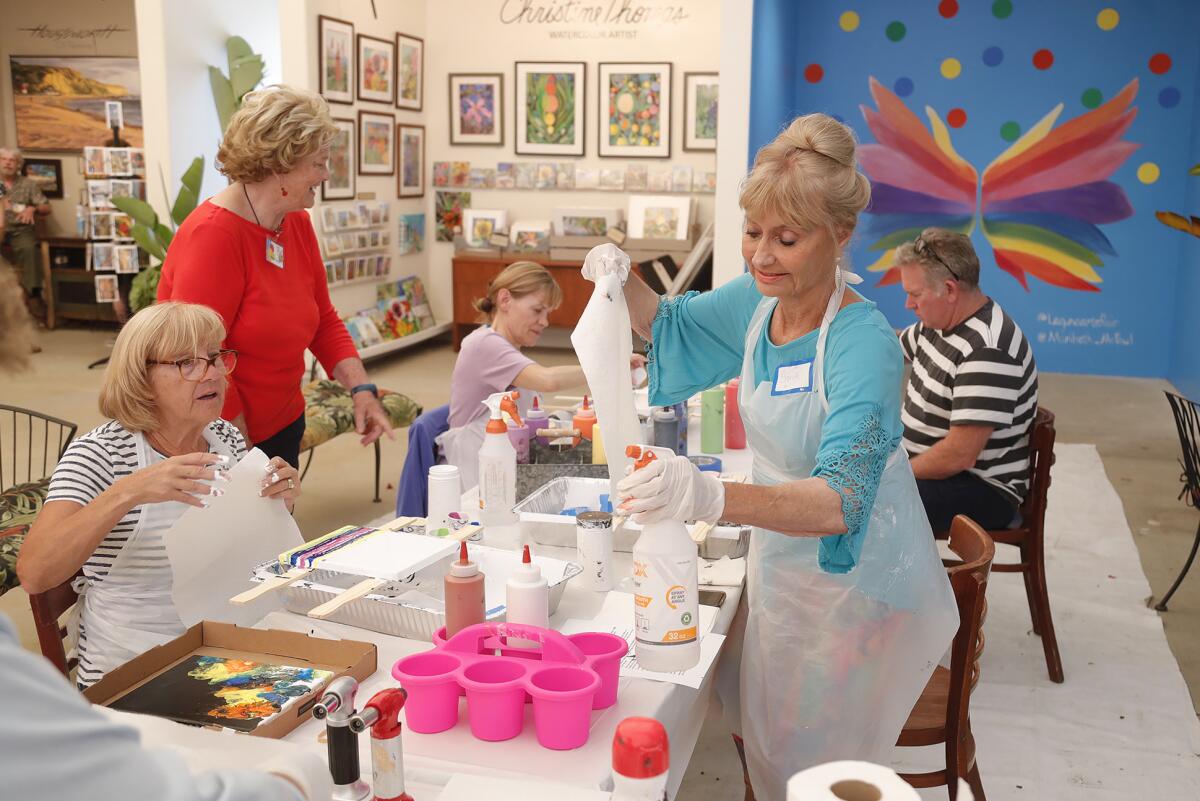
[739,113,872,240]
[216,85,338,183]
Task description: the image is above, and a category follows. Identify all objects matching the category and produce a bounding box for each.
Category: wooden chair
[896,514,995,800]
[0,403,78,492]
[937,406,1061,683]
[1156,392,1200,611]
[28,569,84,678]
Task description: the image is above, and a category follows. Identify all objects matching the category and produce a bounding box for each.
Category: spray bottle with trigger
[479,391,522,528]
[349,688,415,801]
[624,445,701,673]
[312,676,370,801]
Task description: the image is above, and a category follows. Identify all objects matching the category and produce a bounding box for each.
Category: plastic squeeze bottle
[479,391,522,527]
[611,716,669,801]
[724,379,746,449]
[444,541,485,637]
[573,394,597,445]
[526,394,549,447]
[505,545,549,648]
[625,445,701,672]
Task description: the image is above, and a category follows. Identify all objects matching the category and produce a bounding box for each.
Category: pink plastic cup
[568,632,628,709]
[392,652,462,733]
[460,659,529,741]
[529,667,600,750]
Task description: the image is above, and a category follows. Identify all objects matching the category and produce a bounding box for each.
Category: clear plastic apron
[72,428,236,683]
[718,276,958,801]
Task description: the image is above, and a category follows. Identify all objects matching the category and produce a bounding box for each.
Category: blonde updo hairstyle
[739,113,872,250]
[217,85,339,184]
[473,261,564,322]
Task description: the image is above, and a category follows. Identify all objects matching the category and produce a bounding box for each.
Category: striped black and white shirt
[899,300,1038,503]
[46,419,245,686]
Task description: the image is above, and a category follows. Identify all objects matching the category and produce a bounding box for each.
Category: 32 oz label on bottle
[633,554,698,646]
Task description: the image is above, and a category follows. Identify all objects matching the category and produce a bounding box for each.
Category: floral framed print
[318,16,354,104]
[598,62,671,159]
[515,61,585,157]
[356,34,395,104]
[449,73,503,146]
[358,110,395,175]
[395,33,424,111]
[683,72,718,151]
[323,117,356,200]
[396,124,425,198]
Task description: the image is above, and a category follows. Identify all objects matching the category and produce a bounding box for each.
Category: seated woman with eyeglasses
[17,302,302,687]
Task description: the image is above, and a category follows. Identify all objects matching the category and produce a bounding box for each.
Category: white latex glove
[581,242,631,284]
[617,454,725,525]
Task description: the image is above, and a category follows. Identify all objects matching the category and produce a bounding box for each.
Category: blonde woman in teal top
[594,114,959,800]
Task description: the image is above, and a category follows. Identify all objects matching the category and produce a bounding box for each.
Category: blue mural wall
[749,0,1200,379]
[1166,72,1200,399]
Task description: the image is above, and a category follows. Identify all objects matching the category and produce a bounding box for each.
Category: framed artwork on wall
[323,117,356,200]
[23,157,63,199]
[462,209,508,248]
[627,195,691,240]
[9,55,143,150]
[396,123,425,198]
[598,62,671,159]
[683,72,718,151]
[395,33,424,111]
[318,16,354,104]
[356,34,395,104]
[358,110,395,175]
[515,61,585,157]
[449,73,503,146]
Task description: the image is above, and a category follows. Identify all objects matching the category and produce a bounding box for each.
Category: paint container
[591,424,607,465]
[725,379,746,449]
[674,401,689,456]
[651,407,680,453]
[612,717,670,801]
[526,395,550,447]
[573,395,597,444]
[426,464,461,537]
[689,455,722,473]
[700,386,725,454]
[445,542,485,637]
[576,511,614,592]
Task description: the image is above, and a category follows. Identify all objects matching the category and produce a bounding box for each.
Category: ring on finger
[287,478,295,490]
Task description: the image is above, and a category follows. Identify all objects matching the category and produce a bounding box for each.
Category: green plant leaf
[131,224,166,261]
[110,196,158,228]
[130,265,162,313]
[180,156,205,200]
[155,223,175,251]
[170,185,198,227]
[209,65,238,133]
[230,55,265,100]
[226,36,254,76]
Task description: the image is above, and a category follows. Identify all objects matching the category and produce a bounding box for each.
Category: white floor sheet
[900,444,1200,800]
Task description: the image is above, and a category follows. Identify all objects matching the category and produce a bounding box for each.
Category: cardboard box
[83,621,376,739]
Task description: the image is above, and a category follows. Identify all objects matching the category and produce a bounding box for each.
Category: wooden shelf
[357,322,452,361]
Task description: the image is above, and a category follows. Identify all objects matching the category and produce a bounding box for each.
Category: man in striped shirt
[895,228,1039,533]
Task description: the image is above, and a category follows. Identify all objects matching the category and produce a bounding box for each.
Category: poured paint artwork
[607,72,662,148]
[110,655,333,733]
[525,72,576,146]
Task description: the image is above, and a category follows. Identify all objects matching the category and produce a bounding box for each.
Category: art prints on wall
[358,110,395,175]
[356,34,395,104]
[449,73,503,146]
[115,244,140,274]
[318,16,354,104]
[462,209,507,248]
[515,62,585,156]
[397,124,424,198]
[23,158,62,199]
[598,62,671,159]
[683,72,718,151]
[510,220,551,252]
[552,207,622,237]
[9,56,144,150]
[398,213,425,255]
[395,33,424,111]
[627,195,691,240]
[94,273,118,303]
[323,117,356,200]
[435,191,471,242]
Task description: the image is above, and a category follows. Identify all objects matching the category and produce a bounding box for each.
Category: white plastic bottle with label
[479,391,522,528]
[505,545,548,648]
[627,445,700,672]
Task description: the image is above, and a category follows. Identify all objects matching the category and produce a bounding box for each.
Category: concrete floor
[2,323,1197,799]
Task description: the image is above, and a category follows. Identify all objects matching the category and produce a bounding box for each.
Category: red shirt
[158,201,357,443]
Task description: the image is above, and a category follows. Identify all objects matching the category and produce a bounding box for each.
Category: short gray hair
[893,228,981,289]
[0,148,23,168]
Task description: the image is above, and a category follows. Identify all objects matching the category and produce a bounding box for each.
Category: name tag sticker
[266,238,285,268]
[772,359,814,395]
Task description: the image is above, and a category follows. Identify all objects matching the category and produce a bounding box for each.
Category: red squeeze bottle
[724,379,746,449]
[612,716,669,800]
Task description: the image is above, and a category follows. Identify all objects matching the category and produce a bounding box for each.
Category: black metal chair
[0,403,77,492]
[1157,392,1200,611]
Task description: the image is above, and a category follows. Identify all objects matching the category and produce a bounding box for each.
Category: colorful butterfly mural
[858,77,1140,292]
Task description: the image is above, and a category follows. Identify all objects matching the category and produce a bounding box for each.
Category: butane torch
[312,676,370,801]
[349,688,414,801]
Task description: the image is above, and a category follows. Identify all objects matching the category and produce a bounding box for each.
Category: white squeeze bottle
[505,544,549,648]
[625,445,701,672]
[479,391,522,528]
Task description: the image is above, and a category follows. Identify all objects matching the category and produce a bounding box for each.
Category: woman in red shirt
[159,86,392,467]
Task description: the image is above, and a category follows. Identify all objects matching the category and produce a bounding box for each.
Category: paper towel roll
[785,761,921,801]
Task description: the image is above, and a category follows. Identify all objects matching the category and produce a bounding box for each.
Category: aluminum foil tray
[248,529,581,640]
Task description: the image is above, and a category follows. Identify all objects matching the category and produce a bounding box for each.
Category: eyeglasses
[147,350,238,381]
[914,236,961,282]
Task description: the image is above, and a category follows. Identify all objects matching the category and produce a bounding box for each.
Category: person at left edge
[158,85,394,468]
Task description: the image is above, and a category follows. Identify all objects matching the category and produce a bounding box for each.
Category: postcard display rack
[317,201,394,287]
[81,145,148,303]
